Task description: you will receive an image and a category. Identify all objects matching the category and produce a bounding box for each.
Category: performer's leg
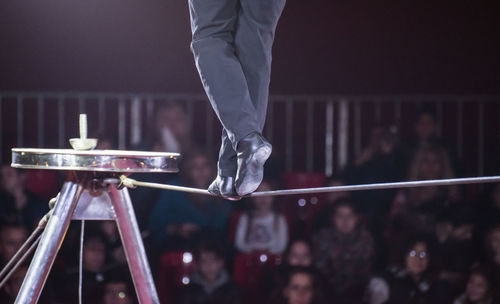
[189,0,259,147]
[230,0,285,196]
[235,0,286,130]
[208,128,239,199]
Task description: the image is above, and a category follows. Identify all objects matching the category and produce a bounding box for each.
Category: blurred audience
[313,198,374,304]
[2,105,499,304]
[235,180,288,254]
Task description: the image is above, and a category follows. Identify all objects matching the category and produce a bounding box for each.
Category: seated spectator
[0,222,28,267]
[312,176,349,233]
[102,269,135,304]
[57,229,110,303]
[343,125,399,223]
[268,266,324,304]
[0,165,47,230]
[390,145,459,236]
[153,102,194,154]
[477,183,500,235]
[131,102,196,226]
[148,151,232,251]
[261,238,315,299]
[383,237,437,304]
[485,225,500,299]
[285,238,313,267]
[434,205,479,299]
[453,265,497,304]
[235,180,288,254]
[312,198,374,304]
[182,238,242,304]
[100,221,126,265]
[399,104,460,177]
[0,266,29,303]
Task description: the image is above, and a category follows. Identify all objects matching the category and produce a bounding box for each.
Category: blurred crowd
[0,103,499,304]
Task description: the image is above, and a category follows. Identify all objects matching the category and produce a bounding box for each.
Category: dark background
[1,0,499,94]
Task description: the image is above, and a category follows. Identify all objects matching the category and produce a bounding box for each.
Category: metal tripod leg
[15,181,84,304]
[109,187,160,304]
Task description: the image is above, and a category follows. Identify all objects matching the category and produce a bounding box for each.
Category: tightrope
[119,175,500,198]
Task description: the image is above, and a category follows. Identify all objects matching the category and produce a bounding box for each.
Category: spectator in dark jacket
[182,239,241,304]
[268,266,325,304]
[384,237,438,304]
[312,199,374,304]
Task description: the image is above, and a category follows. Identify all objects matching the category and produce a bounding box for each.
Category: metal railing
[1,92,499,176]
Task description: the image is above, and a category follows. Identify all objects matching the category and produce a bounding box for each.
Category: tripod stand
[11,148,179,304]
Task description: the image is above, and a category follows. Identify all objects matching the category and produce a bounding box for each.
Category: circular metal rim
[11,148,180,173]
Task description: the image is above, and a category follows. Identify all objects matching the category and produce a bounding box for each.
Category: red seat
[158,251,196,304]
[25,169,60,200]
[281,172,327,234]
[232,251,281,304]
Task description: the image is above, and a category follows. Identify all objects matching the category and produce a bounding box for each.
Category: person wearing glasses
[383,238,437,304]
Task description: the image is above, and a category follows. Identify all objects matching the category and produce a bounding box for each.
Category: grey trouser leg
[189,0,285,176]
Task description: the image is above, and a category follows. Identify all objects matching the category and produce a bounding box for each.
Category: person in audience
[0,165,47,230]
[149,150,232,251]
[390,145,458,236]
[131,102,196,226]
[399,104,461,177]
[234,180,288,254]
[433,204,479,300]
[261,238,315,299]
[284,238,313,267]
[343,125,399,220]
[102,269,135,304]
[100,221,127,265]
[0,265,52,303]
[268,266,324,304]
[312,176,350,233]
[453,265,497,304]
[0,266,25,302]
[477,183,500,236]
[57,229,110,303]
[153,102,194,154]
[0,222,28,267]
[383,237,437,304]
[485,225,500,300]
[182,238,242,304]
[312,198,374,303]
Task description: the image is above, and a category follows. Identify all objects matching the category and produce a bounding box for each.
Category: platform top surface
[12,148,179,157]
[11,148,180,173]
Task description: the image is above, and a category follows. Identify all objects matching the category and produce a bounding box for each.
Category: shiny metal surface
[15,181,84,304]
[72,190,116,220]
[109,187,160,304]
[11,148,180,173]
